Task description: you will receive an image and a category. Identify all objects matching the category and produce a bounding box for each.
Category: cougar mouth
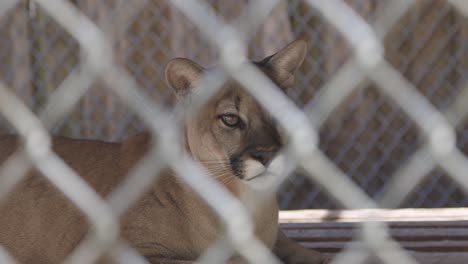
[246,172,265,181]
[229,156,244,179]
[226,153,288,191]
[229,156,267,181]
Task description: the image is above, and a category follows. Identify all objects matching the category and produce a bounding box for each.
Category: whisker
[212,173,235,179]
[203,167,233,173]
[198,162,232,165]
[202,166,233,172]
[196,159,232,163]
[189,160,244,184]
[219,175,237,186]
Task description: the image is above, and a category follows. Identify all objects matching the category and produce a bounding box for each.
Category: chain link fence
[0,0,467,263]
[0,0,467,210]
[2,0,467,210]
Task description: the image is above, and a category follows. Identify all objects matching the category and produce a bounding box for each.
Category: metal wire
[0,0,467,263]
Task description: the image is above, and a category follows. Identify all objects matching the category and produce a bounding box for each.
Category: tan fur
[0,40,327,264]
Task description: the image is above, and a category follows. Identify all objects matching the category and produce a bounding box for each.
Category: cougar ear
[165,58,204,98]
[260,39,307,87]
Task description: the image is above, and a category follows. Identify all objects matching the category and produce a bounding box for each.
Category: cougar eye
[220,114,240,128]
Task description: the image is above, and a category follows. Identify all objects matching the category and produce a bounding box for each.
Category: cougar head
[165,40,306,191]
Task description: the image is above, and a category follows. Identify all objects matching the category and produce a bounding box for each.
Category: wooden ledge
[279,208,468,223]
[279,208,468,264]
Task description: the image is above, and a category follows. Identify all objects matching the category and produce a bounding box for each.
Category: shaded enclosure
[0,0,466,209]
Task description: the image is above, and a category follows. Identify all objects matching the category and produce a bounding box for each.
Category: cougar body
[0,40,327,264]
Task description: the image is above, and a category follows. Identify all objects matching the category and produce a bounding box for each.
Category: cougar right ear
[165,58,204,98]
[260,39,307,88]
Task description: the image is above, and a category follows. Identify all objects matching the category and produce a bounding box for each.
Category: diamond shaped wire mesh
[0,0,467,263]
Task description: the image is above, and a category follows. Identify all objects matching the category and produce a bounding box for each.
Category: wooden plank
[409,253,468,264]
[284,227,468,241]
[281,220,468,229]
[280,208,468,223]
[280,209,468,263]
[319,252,468,264]
[299,240,468,251]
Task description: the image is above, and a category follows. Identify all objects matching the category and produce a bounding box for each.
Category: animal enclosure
[0,0,467,263]
[1,0,467,210]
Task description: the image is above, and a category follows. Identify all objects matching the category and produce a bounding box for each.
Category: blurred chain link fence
[2,0,463,210]
[0,0,467,210]
[0,0,467,263]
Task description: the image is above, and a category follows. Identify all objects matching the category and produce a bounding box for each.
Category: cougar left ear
[260,39,307,87]
[165,58,204,98]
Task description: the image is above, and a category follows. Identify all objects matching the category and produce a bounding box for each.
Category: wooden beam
[280,208,468,223]
[279,209,468,263]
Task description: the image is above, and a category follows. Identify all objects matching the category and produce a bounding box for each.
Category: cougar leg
[274,229,330,264]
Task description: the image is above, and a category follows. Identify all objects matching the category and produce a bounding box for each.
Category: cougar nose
[249,148,278,166]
